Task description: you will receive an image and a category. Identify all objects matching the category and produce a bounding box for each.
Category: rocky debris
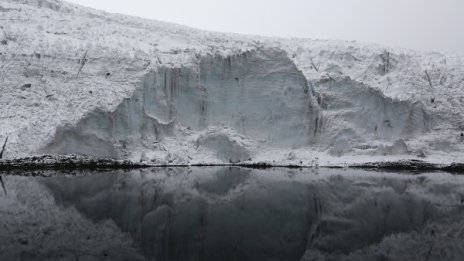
[20,83,32,90]
[1,155,464,174]
[0,154,147,171]
[351,159,464,173]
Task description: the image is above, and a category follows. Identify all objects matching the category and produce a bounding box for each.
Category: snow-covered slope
[1,0,464,165]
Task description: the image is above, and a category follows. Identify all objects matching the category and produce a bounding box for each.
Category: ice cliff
[45,48,320,162]
[1,0,464,165]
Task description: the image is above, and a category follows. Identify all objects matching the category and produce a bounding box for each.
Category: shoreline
[1,155,464,174]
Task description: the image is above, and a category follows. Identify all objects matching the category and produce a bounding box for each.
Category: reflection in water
[0,175,6,195]
[1,167,464,261]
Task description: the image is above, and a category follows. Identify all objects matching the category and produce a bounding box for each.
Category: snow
[1,0,464,165]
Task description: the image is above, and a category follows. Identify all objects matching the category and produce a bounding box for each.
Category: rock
[21,83,32,90]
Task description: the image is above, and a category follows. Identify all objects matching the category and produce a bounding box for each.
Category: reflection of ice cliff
[42,168,464,261]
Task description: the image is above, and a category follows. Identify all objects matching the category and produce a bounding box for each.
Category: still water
[1,167,464,261]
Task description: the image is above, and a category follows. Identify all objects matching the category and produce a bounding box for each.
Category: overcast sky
[66,0,464,53]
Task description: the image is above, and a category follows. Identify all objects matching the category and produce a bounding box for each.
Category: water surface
[1,167,463,261]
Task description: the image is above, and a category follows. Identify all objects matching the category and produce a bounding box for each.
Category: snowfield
[1,0,464,166]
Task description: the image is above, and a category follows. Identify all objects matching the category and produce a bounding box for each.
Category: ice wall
[44,48,321,159]
[314,77,432,156]
[42,47,448,161]
[144,48,320,146]
[44,95,175,158]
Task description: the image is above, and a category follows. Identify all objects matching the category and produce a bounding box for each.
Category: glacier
[44,48,320,162]
[1,0,464,166]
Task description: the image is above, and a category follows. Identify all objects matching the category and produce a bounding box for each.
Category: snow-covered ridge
[1,0,464,165]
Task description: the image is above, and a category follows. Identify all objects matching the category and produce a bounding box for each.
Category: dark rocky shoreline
[350,159,464,173]
[0,155,147,172]
[1,155,464,174]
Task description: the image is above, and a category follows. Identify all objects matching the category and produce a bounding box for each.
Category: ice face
[2,168,463,260]
[144,48,319,146]
[37,46,462,163]
[315,78,432,156]
[44,48,321,160]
